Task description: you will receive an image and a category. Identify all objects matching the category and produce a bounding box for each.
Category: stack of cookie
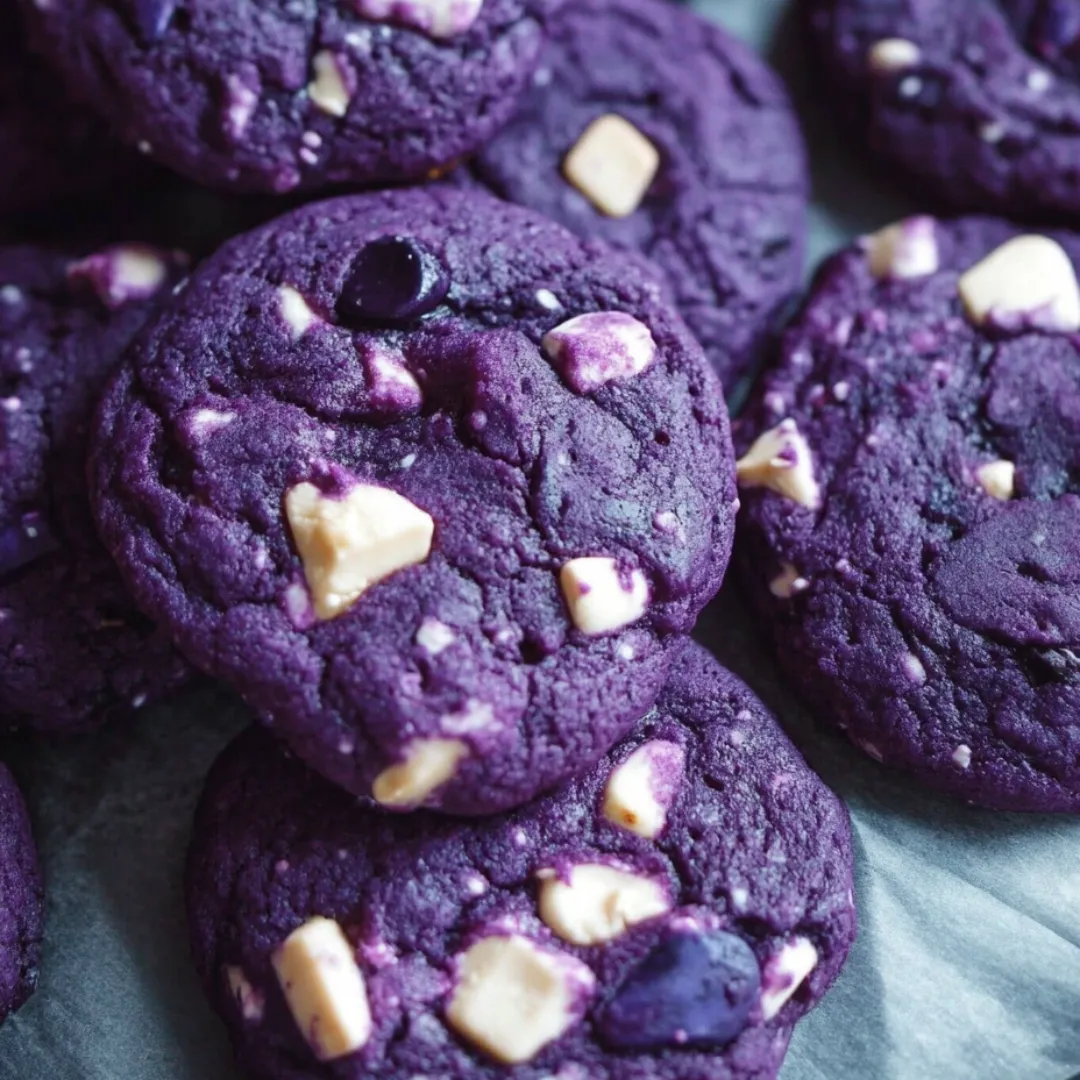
[1,1,868,1077]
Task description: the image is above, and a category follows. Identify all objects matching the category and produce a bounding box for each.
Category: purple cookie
[807,0,1080,221]
[0,6,133,217]
[186,641,856,1080]
[464,0,807,391]
[90,185,736,816]
[735,214,1080,812]
[0,762,43,1024]
[1,244,189,731]
[19,0,564,194]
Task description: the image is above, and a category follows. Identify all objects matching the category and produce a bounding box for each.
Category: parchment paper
[1,2,1079,1077]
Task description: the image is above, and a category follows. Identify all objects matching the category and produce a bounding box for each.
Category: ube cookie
[90,185,736,816]
[807,0,1080,221]
[0,6,132,217]
[19,0,564,195]
[186,641,856,1080]
[1,244,189,731]
[0,762,43,1024]
[736,215,1080,812]
[464,0,807,392]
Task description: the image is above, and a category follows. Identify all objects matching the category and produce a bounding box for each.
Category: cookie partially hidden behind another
[90,185,736,816]
[737,215,1080,811]
[467,0,808,392]
[186,642,856,1080]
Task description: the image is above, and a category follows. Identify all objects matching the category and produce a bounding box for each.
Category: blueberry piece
[337,237,450,327]
[131,0,178,42]
[0,513,60,581]
[599,930,760,1050]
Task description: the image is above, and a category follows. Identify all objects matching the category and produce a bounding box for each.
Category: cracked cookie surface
[463,0,807,392]
[90,186,735,816]
[736,215,1080,811]
[0,245,189,731]
[19,0,564,193]
[186,641,856,1080]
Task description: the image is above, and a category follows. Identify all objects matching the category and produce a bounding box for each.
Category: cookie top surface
[0,762,43,1022]
[0,8,132,216]
[736,214,1080,811]
[807,0,1080,221]
[465,0,807,391]
[1,244,190,731]
[19,0,562,193]
[90,185,736,816]
[186,641,856,1080]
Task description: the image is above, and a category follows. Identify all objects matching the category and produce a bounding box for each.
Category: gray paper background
[2,1,1079,1077]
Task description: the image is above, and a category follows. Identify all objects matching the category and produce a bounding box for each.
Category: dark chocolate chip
[337,237,450,327]
[0,513,60,580]
[131,0,178,43]
[599,930,761,1050]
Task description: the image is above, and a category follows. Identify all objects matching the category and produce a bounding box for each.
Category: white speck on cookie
[769,563,809,599]
[736,420,821,509]
[285,480,434,620]
[560,557,649,636]
[271,917,371,1061]
[225,966,265,1023]
[958,235,1080,333]
[68,244,173,308]
[952,745,972,769]
[358,342,423,412]
[416,617,454,655]
[224,73,259,140]
[279,285,320,337]
[562,114,660,218]
[445,935,594,1064]
[371,738,468,808]
[353,0,484,39]
[542,311,656,394]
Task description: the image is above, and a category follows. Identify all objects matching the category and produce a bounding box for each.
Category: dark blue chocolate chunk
[599,930,761,1050]
[132,0,178,43]
[0,513,60,580]
[337,236,450,326]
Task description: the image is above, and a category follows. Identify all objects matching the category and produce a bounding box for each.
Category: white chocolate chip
[271,917,371,1061]
[542,311,656,394]
[867,38,922,73]
[865,217,940,280]
[537,864,671,945]
[958,236,1080,332]
[308,51,351,117]
[736,420,821,509]
[226,965,265,1022]
[68,244,171,308]
[445,935,594,1064]
[187,408,236,436]
[759,937,818,1022]
[535,288,561,311]
[902,653,927,685]
[562,114,660,218]
[285,481,434,620]
[769,563,809,599]
[279,285,319,337]
[371,737,468,808]
[976,460,1015,500]
[560,557,649,636]
[602,740,685,839]
[353,0,484,39]
[952,744,972,769]
[416,616,454,655]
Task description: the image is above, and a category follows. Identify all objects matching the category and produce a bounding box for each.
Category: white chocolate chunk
[537,864,671,945]
[760,937,818,1022]
[976,460,1015,500]
[285,481,434,620]
[416,616,454,655]
[542,311,656,394]
[279,285,319,337]
[354,0,484,39]
[736,420,821,509]
[226,965,265,1022]
[958,236,1080,332]
[445,935,594,1064]
[563,115,660,218]
[372,738,467,808]
[769,563,809,599]
[271,917,371,1061]
[952,744,972,769]
[602,740,685,839]
[867,38,922,73]
[560,557,649,635]
[308,51,351,117]
[865,217,939,280]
